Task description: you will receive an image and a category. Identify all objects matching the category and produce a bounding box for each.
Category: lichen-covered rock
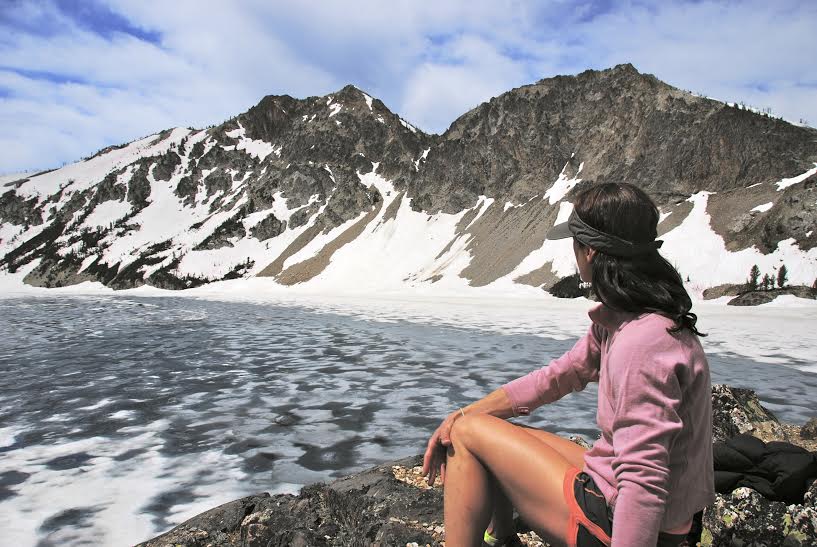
[702,481,817,546]
[705,385,817,546]
[711,384,783,442]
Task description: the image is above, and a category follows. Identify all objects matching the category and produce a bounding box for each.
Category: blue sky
[1,0,816,173]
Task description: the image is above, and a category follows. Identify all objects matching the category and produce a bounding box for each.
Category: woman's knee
[449,414,498,449]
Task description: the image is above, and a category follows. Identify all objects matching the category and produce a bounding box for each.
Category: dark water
[0,296,814,546]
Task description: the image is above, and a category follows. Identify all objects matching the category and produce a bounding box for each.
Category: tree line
[744,264,816,291]
[747,264,786,291]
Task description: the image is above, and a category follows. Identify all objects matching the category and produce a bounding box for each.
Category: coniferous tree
[748,265,760,290]
[777,264,788,288]
[761,273,771,290]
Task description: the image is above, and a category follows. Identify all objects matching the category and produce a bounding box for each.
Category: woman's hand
[422,411,461,486]
[421,389,514,486]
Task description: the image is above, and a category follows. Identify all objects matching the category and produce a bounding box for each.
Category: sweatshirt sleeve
[501,323,603,416]
[607,325,685,547]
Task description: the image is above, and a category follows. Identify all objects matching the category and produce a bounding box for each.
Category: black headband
[547,210,663,257]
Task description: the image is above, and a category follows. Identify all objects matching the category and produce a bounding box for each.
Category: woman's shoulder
[617,311,703,356]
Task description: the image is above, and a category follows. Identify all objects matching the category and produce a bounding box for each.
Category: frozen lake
[1,294,815,546]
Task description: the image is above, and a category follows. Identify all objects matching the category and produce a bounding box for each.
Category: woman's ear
[586,247,597,263]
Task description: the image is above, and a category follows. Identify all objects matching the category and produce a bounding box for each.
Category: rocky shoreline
[138,385,817,547]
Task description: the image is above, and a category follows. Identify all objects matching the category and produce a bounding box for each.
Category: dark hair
[574,182,705,337]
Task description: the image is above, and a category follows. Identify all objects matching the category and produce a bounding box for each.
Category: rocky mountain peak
[413,63,817,215]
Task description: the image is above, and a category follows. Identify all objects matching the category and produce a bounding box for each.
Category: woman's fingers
[423,442,438,483]
[422,430,441,475]
[426,453,437,485]
[423,415,457,485]
[426,446,447,486]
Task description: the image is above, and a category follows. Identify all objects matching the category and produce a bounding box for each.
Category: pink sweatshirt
[502,304,715,547]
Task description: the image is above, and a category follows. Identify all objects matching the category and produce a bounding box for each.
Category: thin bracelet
[459,408,466,418]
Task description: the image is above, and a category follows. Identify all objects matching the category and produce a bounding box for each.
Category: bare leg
[486,426,588,540]
[486,474,514,538]
[445,415,577,547]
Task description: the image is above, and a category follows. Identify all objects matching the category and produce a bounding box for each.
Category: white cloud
[567,0,817,123]
[401,35,533,131]
[0,0,815,173]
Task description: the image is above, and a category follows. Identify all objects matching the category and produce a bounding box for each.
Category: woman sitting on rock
[423,182,716,547]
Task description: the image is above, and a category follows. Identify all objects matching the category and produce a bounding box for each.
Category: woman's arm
[423,323,603,485]
[502,323,603,416]
[607,325,685,547]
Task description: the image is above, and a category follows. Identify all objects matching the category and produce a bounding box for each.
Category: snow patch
[226,122,280,161]
[359,90,374,111]
[399,118,418,133]
[82,200,132,229]
[358,169,394,200]
[413,148,430,171]
[324,165,336,183]
[544,163,582,205]
[224,126,244,139]
[751,202,773,213]
[776,163,817,191]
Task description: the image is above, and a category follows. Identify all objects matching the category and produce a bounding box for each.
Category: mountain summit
[2,65,816,294]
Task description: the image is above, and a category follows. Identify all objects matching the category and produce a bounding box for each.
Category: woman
[422,183,716,547]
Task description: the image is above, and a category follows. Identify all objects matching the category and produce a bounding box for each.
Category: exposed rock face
[138,385,817,547]
[414,64,817,214]
[0,189,41,227]
[2,65,816,292]
[250,213,286,241]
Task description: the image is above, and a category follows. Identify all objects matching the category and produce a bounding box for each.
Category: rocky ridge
[137,385,817,547]
[2,65,816,293]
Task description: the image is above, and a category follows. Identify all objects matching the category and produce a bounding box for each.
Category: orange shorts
[563,466,694,547]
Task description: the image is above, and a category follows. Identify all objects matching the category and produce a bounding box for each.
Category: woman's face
[572,238,596,283]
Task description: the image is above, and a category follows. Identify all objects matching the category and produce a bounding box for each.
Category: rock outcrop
[727,286,817,306]
[138,385,817,547]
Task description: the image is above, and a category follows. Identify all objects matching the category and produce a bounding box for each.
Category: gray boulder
[711,384,783,442]
[137,456,442,547]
